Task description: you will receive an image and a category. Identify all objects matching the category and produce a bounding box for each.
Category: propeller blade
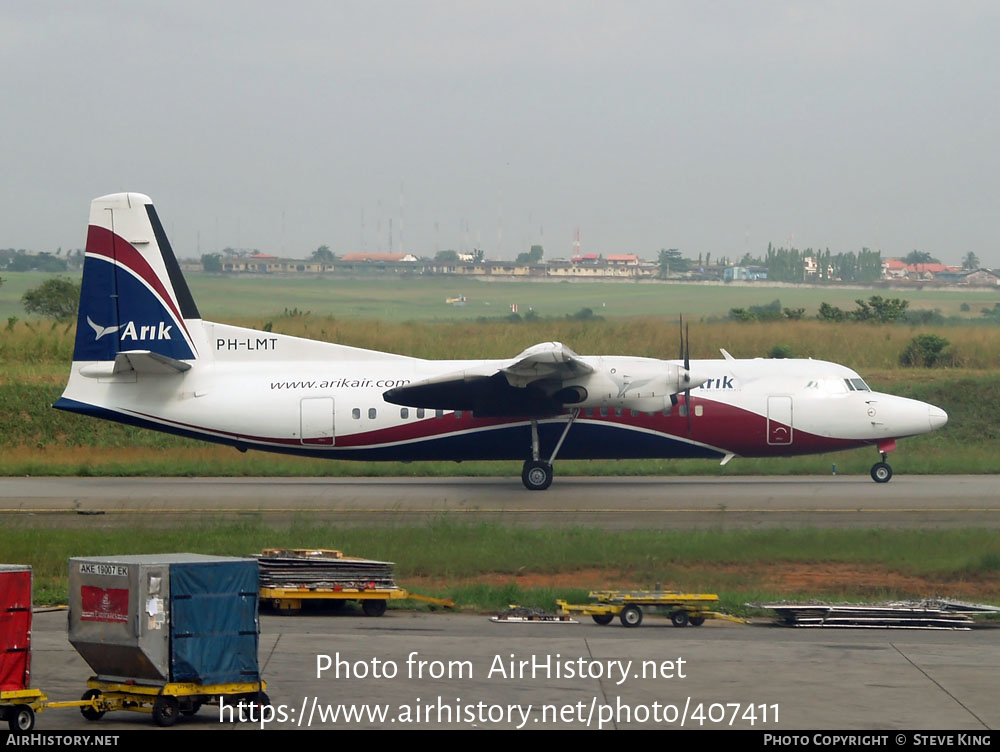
[685,322,692,434]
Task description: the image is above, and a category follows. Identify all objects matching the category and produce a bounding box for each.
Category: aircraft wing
[383,342,593,417]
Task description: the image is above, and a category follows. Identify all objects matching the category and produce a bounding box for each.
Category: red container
[0,565,32,692]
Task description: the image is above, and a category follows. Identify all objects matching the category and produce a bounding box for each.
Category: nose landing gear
[870,452,893,483]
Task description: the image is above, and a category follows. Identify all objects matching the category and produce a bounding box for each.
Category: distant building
[340,253,418,263]
[963,269,1000,287]
[724,266,767,282]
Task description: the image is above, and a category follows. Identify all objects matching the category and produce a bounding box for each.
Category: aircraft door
[767,395,793,445]
[300,397,335,446]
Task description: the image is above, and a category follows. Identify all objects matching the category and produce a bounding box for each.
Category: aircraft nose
[928,405,948,431]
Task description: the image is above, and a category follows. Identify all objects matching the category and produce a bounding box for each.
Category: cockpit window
[844,378,871,392]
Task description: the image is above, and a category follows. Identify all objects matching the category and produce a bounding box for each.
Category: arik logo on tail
[87,316,121,341]
[88,318,172,341]
[120,321,172,341]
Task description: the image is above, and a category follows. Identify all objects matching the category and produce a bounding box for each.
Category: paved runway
[25,609,1000,730]
[1,475,998,528]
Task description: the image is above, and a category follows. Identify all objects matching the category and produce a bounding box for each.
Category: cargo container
[68,554,260,686]
[0,565,31,693]
[1,565,46,731]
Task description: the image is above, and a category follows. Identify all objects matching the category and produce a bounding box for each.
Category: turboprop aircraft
[56,193,949,490]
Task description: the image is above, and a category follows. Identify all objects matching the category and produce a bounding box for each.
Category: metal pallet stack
[751,599,1000,630]
[256,548,397,590]
[256,548,410,615]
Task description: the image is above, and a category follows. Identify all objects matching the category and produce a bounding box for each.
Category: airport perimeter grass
[7,521,1000,612]
[3,271,999,322]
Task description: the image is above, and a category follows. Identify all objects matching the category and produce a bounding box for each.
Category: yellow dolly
[261,586,454,615]
[557,590,746,628]
[1,689,47,732]
[45,677,269,727]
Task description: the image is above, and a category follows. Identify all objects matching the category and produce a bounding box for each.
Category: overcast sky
[3,1,999,264]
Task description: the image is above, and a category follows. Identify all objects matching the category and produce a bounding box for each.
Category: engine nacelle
[556,359,699,410]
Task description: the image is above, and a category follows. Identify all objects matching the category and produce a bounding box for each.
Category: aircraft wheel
[619,605,643,628]
[671,610,690,628]
[870,462,893,483]
[592,613,614,626]
[8,705,35,732]
[521,460,553,491]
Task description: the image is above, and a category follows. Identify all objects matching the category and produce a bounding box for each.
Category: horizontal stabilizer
[79,350,192,378]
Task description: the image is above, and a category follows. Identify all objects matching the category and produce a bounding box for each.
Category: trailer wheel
[80,689,106,721]
[362,599,387,617]
[152,696,180,727]
[7,705,34,732]
[619,605,643,628]
[592,613,614,625]
[671,610,689,627]
[689,616,706,627]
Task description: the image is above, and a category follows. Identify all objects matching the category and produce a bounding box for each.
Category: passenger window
[435,409,444,418]
[368,408,377,419]
[455,410,463,419]
[400,408,409,419]
[417,408,425,419]
[694,405,704,417]
[352,408,360,420]
[615,408,623,417]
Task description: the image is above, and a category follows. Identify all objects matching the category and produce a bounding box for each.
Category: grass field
[6,521,999,610]
[3,270,999,322]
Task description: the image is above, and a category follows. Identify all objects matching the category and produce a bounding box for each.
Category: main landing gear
[521,410,579,491]
[870,452,893,483]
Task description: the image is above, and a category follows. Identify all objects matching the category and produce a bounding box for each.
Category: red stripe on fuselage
[130,396,866,457]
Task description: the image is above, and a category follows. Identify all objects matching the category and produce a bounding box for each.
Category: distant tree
[658,248,688,278]
[435,250,460,263]
[567,307,602,321]
[472,248,485,263]
[6,252,68,272]
[516,245,544,264]
[962,252,980,271]
[851,295,909,324]
[728,307,755,322]
[201,253,223,273]
[900,334,951,367]
[817,302,847,322]
[904,250,939,265]
[311,245,335,264]
[783,307,805,320]
[21,277,80,320]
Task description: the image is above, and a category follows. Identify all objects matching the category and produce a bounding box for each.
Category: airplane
[55,192,949,490]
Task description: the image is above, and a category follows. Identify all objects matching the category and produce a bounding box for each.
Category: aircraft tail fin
[72,193,201,362]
